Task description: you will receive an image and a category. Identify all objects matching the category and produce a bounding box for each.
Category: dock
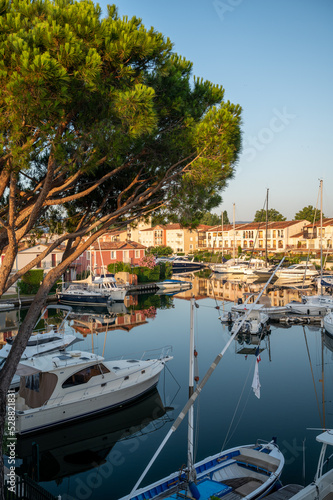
[126,283,159,294]
[270,314,324,325]
[0,283,160,310]
[0,295,58,309]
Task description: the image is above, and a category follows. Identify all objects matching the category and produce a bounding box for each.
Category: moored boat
[122,295,284,500]
[56,283,112,306]
[323,311,333,336]
[155,279,192,291]
[275,263,319,282]
[0,305,78,360]
[13,346,172,434]
[286,300,329,316]
[266,430,333,500]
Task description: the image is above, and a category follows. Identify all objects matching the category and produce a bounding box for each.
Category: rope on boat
[127,258,285,499]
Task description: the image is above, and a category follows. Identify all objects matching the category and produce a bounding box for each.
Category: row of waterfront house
[2,217,333,280]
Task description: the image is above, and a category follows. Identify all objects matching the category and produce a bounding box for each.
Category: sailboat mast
[320,179,323,295]
[187,297,195,478]
[221,211,224,260]
[233,203,236,260]
[265,189,269,267]
[128,257,286,499]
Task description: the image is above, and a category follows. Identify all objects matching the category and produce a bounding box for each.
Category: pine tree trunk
[0,388,6,500]
[0,273,62,500]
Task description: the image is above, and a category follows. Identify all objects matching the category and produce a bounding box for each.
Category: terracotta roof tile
[91,240,146,250]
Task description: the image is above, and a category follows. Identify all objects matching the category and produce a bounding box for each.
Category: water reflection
[15,388,172,483]
[0,273,325,344]
[2,275,333,497]
[0,308,20,346]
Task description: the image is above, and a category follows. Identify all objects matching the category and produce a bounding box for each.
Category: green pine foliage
[0,0,242,249]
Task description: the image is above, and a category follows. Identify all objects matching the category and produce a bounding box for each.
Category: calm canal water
[3,273,333,500]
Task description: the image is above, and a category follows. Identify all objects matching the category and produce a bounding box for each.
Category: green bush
[159,262,172,279]
[107,261,131,274]
[132,265,160,282]
[18,269,44,295]
[148,245,173,256]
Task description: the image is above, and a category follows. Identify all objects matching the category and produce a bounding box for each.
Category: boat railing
[108,345,173,362]
[41,356,170,408]
[29,324,65,338]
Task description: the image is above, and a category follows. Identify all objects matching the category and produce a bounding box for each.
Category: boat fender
[189,482,200,499]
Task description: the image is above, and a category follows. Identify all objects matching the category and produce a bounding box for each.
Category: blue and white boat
[157,257,206,273]
[56,283,111,307]
[318,275,333,288]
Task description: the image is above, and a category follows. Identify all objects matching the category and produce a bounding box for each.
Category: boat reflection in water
[15,388,172,482]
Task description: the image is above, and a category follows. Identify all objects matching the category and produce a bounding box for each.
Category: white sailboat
[121,265,286,500]
[301,181,333,315]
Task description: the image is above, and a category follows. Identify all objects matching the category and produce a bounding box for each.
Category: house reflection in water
[0,309,20,347]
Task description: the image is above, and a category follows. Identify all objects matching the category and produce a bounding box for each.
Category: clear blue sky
[98,0,333,221]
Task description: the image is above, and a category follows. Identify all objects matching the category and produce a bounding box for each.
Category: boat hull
[15,370,162,434]
[156,280,191,291]
[172,262,206,272]
[57,293,110,306]
[122,441,284,500]
[324,312,333,336]
[285,468,333,500]
[287,302,328,316]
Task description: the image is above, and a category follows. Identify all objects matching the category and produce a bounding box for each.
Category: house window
[110,251,115,259]
[123,250,130,263]
[135,250,140,258]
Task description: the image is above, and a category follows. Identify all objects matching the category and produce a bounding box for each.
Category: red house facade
[90,240,146,272]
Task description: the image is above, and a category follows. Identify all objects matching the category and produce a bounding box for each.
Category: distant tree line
[253,205,326,222]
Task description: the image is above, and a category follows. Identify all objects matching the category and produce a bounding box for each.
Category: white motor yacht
[286,299,329,316]
[0,305,78,360]
[231,307,269,335]
[1,331,78,359]
[275,263,318,282]
[88,274,128,302]
[13,347,172,434]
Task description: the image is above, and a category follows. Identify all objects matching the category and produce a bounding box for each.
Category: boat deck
[265,484,304,500]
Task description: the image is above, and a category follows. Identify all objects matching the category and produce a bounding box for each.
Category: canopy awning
[15,363,42,376]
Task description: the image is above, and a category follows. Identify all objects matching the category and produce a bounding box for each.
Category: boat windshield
[62,363,110,388]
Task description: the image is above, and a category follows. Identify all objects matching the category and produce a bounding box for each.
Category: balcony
[303,228,317,239]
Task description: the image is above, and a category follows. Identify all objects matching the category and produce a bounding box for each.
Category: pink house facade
[89,241,146,272]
